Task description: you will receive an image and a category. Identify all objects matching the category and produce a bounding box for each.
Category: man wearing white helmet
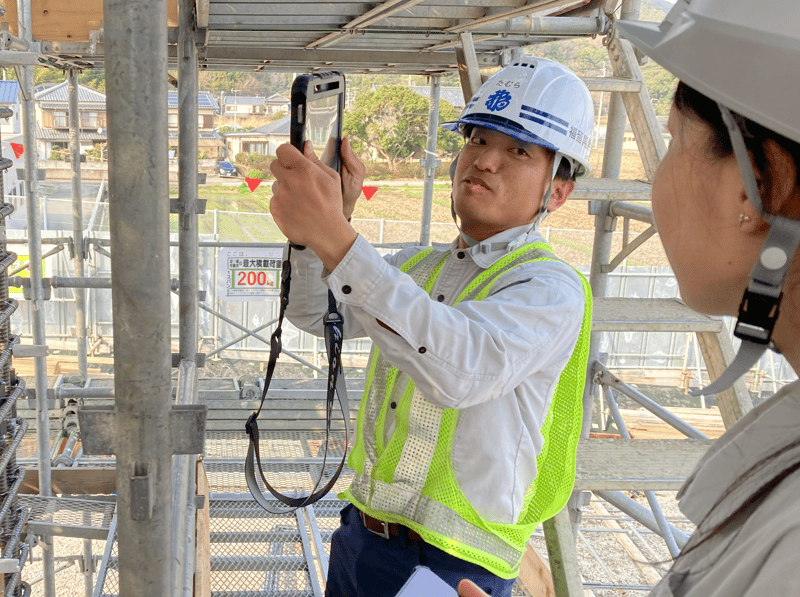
[270,57,594,597]
[457,2,800,597]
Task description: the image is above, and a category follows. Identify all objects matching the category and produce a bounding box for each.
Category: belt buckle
[361,511,391,539]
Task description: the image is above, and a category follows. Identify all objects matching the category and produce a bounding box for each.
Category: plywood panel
[0,0,178,41]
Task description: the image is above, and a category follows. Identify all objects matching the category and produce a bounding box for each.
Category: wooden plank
[0,0,178,41]
[21,466,116,495]
[696,330,753,429]
[195,458,211,597]
[519,541,556,597]
[574,438,714,491]
[618,407,726,440]
[543,509,585,597]
[606,37,667,181]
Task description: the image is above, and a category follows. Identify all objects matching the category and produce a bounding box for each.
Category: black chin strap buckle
[734,287,781,345]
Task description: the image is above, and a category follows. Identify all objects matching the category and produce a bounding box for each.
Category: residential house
[0,80,21,138]
[264,93,289,116]
[167,90,224,158]
[222,115,289,159]
[34,81,107,159]
[222,95,266,118]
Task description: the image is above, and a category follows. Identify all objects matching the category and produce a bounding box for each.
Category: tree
[344,84,461,173]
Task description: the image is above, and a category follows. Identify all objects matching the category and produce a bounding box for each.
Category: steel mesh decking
[204,431,353,496]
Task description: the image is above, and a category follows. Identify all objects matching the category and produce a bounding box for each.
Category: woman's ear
[547,179,575,212]
[762,139,800,220]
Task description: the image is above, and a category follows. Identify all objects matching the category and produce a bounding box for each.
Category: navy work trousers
[324,503,516,597]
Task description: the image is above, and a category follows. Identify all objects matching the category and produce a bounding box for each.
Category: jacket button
[390,402,397,409]
[457,251,465,259]
[342,285,352,294]
[418,347,426,354]
[437,294,445,302]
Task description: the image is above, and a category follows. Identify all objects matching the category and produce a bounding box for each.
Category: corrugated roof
[265,93,289,104]
[36,124,106,141]
[221,115,290,137]
[167,90,220,111]
[223,96,264,105]
[0,81,19,104]
[35,81,106,104]
[169,131,223,140]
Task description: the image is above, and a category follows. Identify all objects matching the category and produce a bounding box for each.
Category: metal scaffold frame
[0,0,791,596]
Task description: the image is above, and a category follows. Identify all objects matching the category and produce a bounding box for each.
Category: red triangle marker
[246,177,262,192]
[362,186,378,200]
[10,143,23,159]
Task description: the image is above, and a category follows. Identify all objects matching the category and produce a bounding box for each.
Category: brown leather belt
[358,510,424,542]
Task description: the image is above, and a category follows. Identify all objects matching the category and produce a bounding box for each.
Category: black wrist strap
[244,245,350,513]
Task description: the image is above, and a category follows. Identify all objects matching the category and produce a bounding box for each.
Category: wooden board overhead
[0,0,178,42]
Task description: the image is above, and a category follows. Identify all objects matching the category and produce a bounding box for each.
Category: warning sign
[217,247,284,302]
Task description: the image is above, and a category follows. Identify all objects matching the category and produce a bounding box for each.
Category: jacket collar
[453,224,546,269]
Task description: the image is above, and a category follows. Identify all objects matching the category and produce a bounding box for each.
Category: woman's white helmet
[441,56,595,179]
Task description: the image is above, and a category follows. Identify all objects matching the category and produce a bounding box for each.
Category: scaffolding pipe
[104,0,174,595]
[594,490,689,548]
[608,200,655,225]
[68,68,88,379]
[50,276,111,289]
[603,386,682,557]
[594,362,709,439]
[16,0,55,593]
[171,358,197,597]
[178,0,199,363]
[419,75,440,247]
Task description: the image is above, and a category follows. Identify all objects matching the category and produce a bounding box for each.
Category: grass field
[173,150,667,266]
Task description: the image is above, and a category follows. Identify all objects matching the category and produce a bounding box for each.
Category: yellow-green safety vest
[341,241,592,578]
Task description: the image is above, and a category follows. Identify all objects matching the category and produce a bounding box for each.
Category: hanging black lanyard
[244,245,350,513]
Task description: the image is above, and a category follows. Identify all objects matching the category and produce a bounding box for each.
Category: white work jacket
[285,224,585,524]
[650,379,800,596]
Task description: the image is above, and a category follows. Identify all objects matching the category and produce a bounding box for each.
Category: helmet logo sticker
[485,90,512,113]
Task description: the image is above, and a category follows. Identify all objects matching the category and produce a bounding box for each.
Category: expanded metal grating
[204,431,353,496]
[16,494,115,540]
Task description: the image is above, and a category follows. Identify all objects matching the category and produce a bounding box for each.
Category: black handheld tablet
[290,71,346,173]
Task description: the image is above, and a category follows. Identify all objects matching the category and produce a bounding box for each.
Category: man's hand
[270,142,358,271]
[457,579,490,597]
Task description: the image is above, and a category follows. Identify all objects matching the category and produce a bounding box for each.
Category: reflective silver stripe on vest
[371,481,523,571]
[356,251,447,487]
[393,387,441,491]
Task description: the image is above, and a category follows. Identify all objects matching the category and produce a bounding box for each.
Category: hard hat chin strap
[691,106,800,396]
[532,153,567,230]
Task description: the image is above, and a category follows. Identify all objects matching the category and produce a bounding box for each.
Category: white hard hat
[441,57,595,179]
[615,0,800,145]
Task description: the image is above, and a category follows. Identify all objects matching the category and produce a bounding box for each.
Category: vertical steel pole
[17,0,55,594]
[67,69,88,379]
[104,0,173,594]
[419,76,440,247]
[178,0,199,362]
